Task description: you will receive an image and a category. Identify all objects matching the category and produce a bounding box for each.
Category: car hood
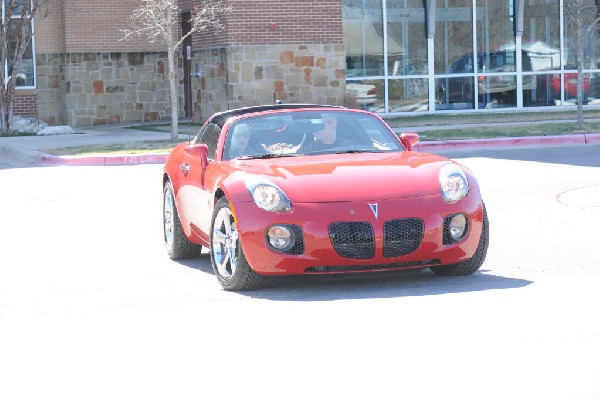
[227,152,475,202]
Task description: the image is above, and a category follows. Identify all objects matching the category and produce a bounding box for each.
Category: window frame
[2,0,36,90]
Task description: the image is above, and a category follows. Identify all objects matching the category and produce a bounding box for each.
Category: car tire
[210,197,264,291]
[430,204,489,276]
[163,180,203,259]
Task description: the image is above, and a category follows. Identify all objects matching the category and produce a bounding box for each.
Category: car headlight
[245,177,292,213]
[440,164,469,203]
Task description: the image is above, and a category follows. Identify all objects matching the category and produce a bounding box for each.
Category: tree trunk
[167,49,179,142]
[0,96,8,133]
[576,36,585,126]
[0,82,16,133]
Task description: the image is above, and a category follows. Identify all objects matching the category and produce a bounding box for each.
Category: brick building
[20,0,345,127]
[12,0,600,127]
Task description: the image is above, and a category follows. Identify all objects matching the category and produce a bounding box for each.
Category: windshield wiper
[237,153,301,160]
[335,149,381,154]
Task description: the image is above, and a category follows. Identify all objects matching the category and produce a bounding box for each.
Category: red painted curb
[39,153,169,166]
[36,134,600,166]
[585,133,600,144]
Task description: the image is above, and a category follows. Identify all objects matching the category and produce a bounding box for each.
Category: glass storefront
[343,0,600,114]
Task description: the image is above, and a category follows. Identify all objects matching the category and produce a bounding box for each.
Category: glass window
[475,0,517,108]
[3,0,35,88]
[564,0,600,70]
[522,0,560,107]
[7,0,30,17]
[343,0,384,77]
[435,76,475,109]
[387,1,427,76]
[435,0,474,74]
[198,123,221,161]
[346,79,383,111]
[522,0,560,71]
[476,0,515,56]
[435,0,474,110]
[388,78,428,111]
[588,72,600,104]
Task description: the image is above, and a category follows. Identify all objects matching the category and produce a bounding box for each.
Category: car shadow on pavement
[173,254,532,301]
[174,254,213,274]
[240,269,532,301]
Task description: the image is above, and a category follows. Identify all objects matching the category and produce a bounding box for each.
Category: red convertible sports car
[163,104,489,290]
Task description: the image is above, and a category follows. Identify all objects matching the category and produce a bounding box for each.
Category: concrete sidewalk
[0,123,192,167]
[1,121,600,167]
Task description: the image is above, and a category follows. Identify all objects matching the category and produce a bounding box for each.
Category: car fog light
[449,214,467,241]
[267,225,294,250]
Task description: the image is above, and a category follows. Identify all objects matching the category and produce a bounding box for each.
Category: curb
[415,133,600,152]
[6,133,600,167]
[0,145,45,166]
[39,152,169,166]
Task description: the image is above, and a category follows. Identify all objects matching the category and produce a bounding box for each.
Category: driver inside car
[303,115,358,152]
[228,123,264,158]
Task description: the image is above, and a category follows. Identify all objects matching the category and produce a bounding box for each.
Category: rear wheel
[210,197,264,291]
[163,181,203,259]
[431,205,489,276]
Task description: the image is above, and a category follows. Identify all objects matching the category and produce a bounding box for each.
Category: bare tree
[0,0,49,133]
[564,0,600,126]
[122,0,230,142]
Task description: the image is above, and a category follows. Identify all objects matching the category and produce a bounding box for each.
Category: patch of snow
[37,125,76,136]
[11,116,48,134]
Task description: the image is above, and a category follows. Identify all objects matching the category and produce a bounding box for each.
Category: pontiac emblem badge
[369,203,378,219]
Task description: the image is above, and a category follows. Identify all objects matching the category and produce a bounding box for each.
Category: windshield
[222,110,404,160]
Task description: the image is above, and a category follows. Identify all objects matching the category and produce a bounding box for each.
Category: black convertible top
[209,104,345,127]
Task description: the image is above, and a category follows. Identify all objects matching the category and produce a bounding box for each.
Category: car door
[177,122,222,243]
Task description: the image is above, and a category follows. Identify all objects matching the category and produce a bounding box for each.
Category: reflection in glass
[522,0,560,71]
[563,0,600,69]
[7,15,35,87]
[6,0,30,17]
[435,0,473,74]
[588,72,600,104]
[524,74,557,106]
[478,75,517,108]
[435,77,474,110]
[343,0,384,77]
[388,78,428,112]
[476,0,515,55]
[521,0,560,107]
[525,71,593,107]
[346,79,382,111]
[473,0,517,108]
[387,1,427,76]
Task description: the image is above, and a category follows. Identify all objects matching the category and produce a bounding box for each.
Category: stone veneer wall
[36,52,184,127]
[34,45,346,126]
[192,44,347,122]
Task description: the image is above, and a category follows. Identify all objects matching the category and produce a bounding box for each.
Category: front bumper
[233,189,484,275]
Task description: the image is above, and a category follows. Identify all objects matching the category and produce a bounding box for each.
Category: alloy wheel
[212,207,238,279]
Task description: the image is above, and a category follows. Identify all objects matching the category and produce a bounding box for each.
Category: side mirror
[185,143,209,168]
[400,133,419,151]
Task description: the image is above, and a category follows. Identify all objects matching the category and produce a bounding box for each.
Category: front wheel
[209,197,264,291]
[163,180,203,259]
[431,204,489,276]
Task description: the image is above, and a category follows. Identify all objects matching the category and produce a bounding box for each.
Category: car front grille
[329,222,375,259]
[286,225,305,255]
[383,218,424,257]
[328,218,424,260]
